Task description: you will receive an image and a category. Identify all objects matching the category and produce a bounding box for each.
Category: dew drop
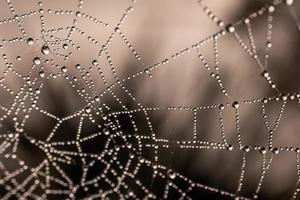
[33,57,41,65]
[76,11,81,17]
[35,88,40,94]
[262,98,268,104]
[227,144,233,151]
[92,60,98,66]
[94,96,100,102]
[103,128,109,135]
[85,106,91,113]
[61,66,67,73]
[167,170,176,179]
[41,45,50,55]
[102,115,107,121]
[244,18,250,24]
[243,146,250,152]
[225,23,235,33]
[281,94,288,101]
[27,37,34,45]
[272,148,279,154]
[285,0,294,6]
[62,44,68,49]
[219,104,225,110]
[259,147,267,154]
[129,153,134,159]
[261,70,269,78]
[114,27,120,33]
[232,101,239,109]
[39,71,45,78]
[75,64,81,70]
[271,83,276,88]
[268,5,275,13]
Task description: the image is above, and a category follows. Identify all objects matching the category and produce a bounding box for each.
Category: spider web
[0,0,299,199]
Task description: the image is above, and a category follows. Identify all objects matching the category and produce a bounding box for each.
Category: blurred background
[0,0,300,199]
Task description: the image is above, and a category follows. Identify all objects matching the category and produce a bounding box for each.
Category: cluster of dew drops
[1,0,300,199]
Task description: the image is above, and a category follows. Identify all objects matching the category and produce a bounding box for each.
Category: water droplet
[33,57,41,65]
[61,66,67,73]
[261,70,269,78]
[102,115,107,120]
[94,96,100,102]
[285,0,294,6]
[225,23,235,33]
[272,148,279,154]
[268,5,275,13]
[85,106,91,113]
[243,146,250,152]
[103,129,109,135]
[76,11,81,17]
[62,44,68,49]
[244,18,250,24]
[232,101,239,109]
[92,60,98,66]
[114,27,120,33]
[219,104,225,110]
[227,144,233,151]
[75,64,81,70]
[259,147,267,154]
[39,71,45,78]
[41,45,50,55]
[129,153,134,159]
[271,83,276,88]
[167,170,176,179]
[281,94,288,101]
[27,38,34,45]
[262,98,268,104]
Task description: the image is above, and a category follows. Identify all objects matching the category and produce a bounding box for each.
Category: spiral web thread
[0,0,299,199]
